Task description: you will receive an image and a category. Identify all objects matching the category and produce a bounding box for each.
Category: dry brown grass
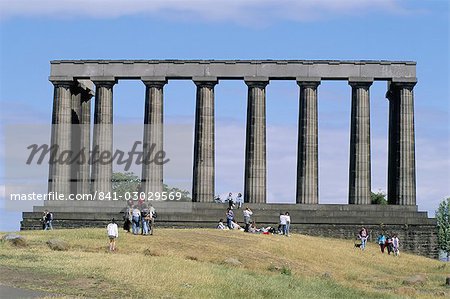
[0,228,448,298]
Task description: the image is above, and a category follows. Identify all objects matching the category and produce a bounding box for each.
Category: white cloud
[0,0,412,24]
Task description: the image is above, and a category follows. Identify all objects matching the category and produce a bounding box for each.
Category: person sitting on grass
[217,219,227,230]
[231,221,243,230]
[248,221,260,233]
[107,218,118,252]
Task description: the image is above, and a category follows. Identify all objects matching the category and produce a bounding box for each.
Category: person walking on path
[243,207,253,232]
[226,208,234,229]
[284,212,291,236]
[107,218,119,252]
[377,233,386,253]
[358,227,369,250]
[131,205,141,235]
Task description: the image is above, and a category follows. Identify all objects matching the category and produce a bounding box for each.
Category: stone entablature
[50,60,416,81]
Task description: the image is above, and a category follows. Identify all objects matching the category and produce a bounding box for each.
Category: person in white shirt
[217,219,227,230]
[392,235,400,256]
[236,193,243,209]
[107,218,119,252]
[243,207,253,232]
[279,213,287,235]
[149,204,156,235]
[284,212,291,236]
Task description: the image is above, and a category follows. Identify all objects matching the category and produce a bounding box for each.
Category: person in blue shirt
[377,233,387,253]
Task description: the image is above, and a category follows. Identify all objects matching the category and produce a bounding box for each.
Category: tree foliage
[111,172,191,201]
[112,172,141,198]
[436,197,450,259]
[371,191,387,205]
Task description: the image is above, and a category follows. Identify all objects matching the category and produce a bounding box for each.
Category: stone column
[244,78,269,203]
[192,78,217,202]
[141,78,166,195]
[48,80,74,196]
[348,79,372,204]
[91,78,115,195]
[70,85,82,196]
[296,78,320,204]
[387,80,417,205]
[77,88,93,195]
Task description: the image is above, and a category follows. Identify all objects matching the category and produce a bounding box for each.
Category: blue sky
[0,0,449,231]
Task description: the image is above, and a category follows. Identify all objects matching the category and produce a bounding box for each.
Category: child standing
[107,218,119,252]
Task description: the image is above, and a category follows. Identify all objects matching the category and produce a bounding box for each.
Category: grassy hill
[0,228,448,298]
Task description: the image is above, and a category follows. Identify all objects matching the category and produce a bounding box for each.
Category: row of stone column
[48,78,417,205]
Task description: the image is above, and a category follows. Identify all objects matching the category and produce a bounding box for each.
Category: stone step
[38,201,420,212]
[23,211,435,225]
[32,206,429,219]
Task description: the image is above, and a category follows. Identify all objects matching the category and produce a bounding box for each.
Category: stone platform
[21,202,438,258]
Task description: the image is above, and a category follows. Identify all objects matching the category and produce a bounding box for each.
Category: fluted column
[192,78,217,202]
[77,89,93,195]
[244,78,268,203]
[387,80,417,205]
[70,86,82,195]
[48,80,74,196]
[142,78,166,195]
[296,78,320,204]
[348,79,372,204]
[91,79,115,194]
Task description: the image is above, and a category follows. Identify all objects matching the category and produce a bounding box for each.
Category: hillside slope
[0,229,448,298]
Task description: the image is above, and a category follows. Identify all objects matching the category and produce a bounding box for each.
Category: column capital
[193,77,218,88]
[244,77,269,88]
[391,78,417,90]
[142,76,167,88]
[348,77,373,88]
[297,77,321,89]
[91,77,117,87]
[49,79,76,89]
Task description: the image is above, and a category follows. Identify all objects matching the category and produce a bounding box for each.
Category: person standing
[236,193,243,209]
[226,208,234,229]
[44,210,53,230]
[131,205,141,235]
[149,204,156,235]
[377,233,386,253]
[392,234,400,256]
[358,227,368,250]
[123,203,132,233]
[243,207,253,232]
[141,204,150,235]
[227,193,234,209]
[386,235,394,255]
[107,218,119,252]
[284,212,291,236]
[279,213,287,235]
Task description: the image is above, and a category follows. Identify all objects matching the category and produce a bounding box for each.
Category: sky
[0,0,449,231]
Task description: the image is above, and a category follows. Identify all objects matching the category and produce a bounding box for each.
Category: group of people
[377,233,400,256]
[357,227,400,256]
[40,210,53,230]
[218,207,291,236]
[226,192,243,209]
[123,200,157,236]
